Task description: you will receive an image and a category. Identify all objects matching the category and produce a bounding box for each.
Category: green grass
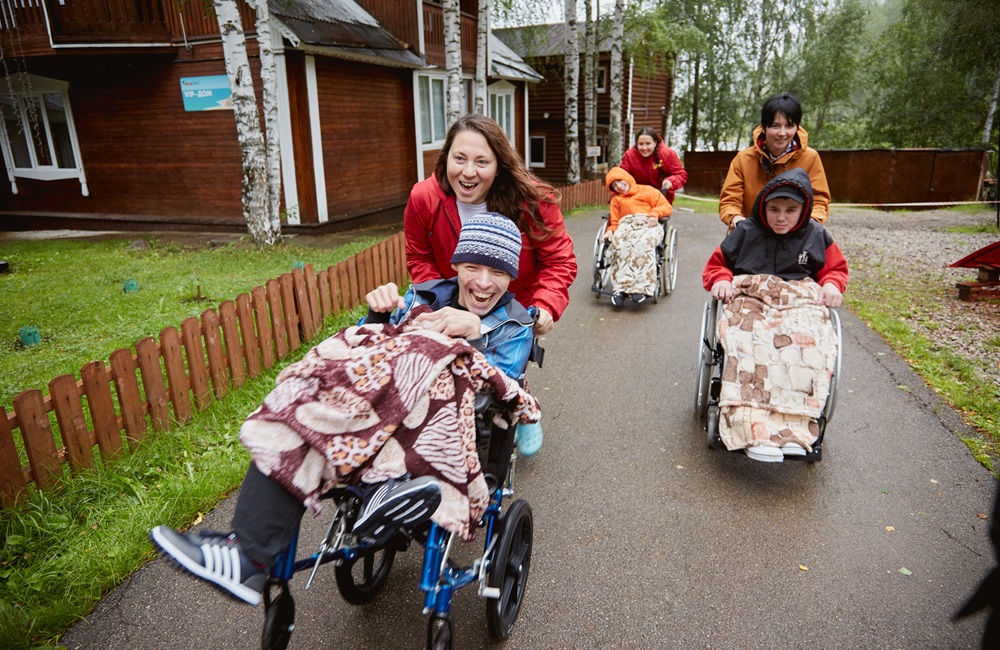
[944,221,1000,234]
[0,236,377,411]
[0,306,365,649]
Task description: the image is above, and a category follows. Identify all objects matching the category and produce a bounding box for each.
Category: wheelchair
[693,298,842,462]
[258,347,544,650]
[591,214,678,302]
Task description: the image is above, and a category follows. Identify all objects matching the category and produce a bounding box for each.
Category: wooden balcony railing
[46,0,172,44]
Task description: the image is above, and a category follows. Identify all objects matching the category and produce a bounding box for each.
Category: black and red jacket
[703,167,848,292]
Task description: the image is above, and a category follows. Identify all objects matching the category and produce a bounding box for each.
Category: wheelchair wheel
[427,615,453,650]
[335,544,396,605]
[592,221,612,296]
[664,227,678,295]
[261,581,295,650]
[706,406,720,449]
[694,301,718,418]
[486,499,532,640]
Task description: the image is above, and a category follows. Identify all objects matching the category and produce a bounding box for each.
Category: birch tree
[443,0,464,126]
[583,0,597,178]
[254,0,281,235]
[607,0,626,166]
[213,0,279,245]
[564,0,580,184]
[475,0,490,114]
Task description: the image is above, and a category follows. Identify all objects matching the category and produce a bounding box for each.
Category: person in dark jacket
[703,167,848,304]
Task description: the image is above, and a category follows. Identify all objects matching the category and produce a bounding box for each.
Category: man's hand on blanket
[711,279,735,303]
[366,283,406,313]
[821,283,844,308]
[412,307,481,340]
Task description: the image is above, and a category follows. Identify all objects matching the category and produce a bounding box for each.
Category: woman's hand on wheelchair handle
[711,280,734,303]
[366,283,406,313]
[533,307,554,335]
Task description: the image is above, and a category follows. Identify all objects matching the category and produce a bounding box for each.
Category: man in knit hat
[150,213,537,606]
[365,211,534,381]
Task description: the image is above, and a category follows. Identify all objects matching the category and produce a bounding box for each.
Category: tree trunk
[254,0,282,239]
[608,0,625,166]
[564,0,580,184]
[213,0,277,245]
[689,52,700,153]
[982,57,1000,147]
[443,0,463,126]
[583,0,596,178]
[475,0,489,115]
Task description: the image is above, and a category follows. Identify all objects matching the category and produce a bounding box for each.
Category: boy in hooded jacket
[703,167,848,305]
[603,166,672,305]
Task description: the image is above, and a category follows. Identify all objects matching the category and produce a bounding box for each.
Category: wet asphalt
[59,208,995,649]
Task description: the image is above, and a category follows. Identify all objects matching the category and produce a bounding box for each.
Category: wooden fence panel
[266,279,288,360]
[0,407,27,506]
[219,302,246,390]
[81,361,124,459]
[201,308,229,399]
[379,239,390,288]
[237,294,261,379]
[305,265,321,332]
[317,269,332,320]
[359,248,373,298]
[136,337,170,432]
[48,375,93,471]
[280,273,301,351]
[13,391,61,489]
[332,263,345,314]
[161,327,193,423]
[109,349,146,445]
[292,268,315,341]
[252,285,276,370]
[182,317,212,412]
[346,256,359,307]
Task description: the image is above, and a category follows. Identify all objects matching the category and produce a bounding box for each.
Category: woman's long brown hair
[434,114,560,240]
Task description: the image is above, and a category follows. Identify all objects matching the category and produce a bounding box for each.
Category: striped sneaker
[352,476,442,542]
[150,526,267,605]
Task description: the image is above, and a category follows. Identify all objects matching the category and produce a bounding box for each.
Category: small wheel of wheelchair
[706,407,720,449]
[486,499,533,640]
[261,581,295,650]
[664,227,678,295]
[427,615,453,650]
[334,544,397,605]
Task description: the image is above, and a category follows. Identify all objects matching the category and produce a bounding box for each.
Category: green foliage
[0,236,376,411]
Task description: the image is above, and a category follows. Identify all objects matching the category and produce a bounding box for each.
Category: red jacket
[620,142,688,203]
[403,174,578,321]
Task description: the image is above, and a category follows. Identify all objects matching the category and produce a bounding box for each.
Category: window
[596,67,607,93]
[0,73,88,194]
[488,81,514,142]
[529,135,545,168]
[417,74,447,146]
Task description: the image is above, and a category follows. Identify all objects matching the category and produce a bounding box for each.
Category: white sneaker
[745,445,783,462]
[780,442,808,457]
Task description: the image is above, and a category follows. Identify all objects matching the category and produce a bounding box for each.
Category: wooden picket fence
[558,178,606,211]
[0,232,408,508]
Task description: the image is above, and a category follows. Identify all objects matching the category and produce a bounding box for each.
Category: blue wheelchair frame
[258,351,542,650]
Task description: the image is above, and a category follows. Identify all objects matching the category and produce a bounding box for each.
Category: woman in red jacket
[619,127,688,204]
[404,114,577,334]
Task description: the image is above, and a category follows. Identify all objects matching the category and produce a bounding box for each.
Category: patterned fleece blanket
[717,275,838,452]
[239,305,541,541]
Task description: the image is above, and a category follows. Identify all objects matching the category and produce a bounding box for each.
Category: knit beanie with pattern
[450,212,521,278]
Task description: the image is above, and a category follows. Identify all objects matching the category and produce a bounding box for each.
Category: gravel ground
[825,205,1000,392]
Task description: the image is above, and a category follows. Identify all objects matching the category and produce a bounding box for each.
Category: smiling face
[763,112,797,158]
[610,179,630,194]
[764,196,804,234]
[451,262,512,317]
[446,130,499,205]
[635,134,657,158]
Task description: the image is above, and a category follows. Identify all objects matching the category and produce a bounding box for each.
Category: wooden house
[0,0,541,232]
[495,22,675,185]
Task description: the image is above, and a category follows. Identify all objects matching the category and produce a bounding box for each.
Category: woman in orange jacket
[719,93,831,228]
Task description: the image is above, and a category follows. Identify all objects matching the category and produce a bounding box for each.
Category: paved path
[62,208,995,649]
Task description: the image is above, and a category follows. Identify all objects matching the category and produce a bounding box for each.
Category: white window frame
[0,73,88,196]
[529,135,545,169]
[487,81,515,144]
[596,66,607,94]
[416,72,449,149]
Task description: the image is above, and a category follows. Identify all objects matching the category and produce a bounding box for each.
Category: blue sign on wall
[180,75,233,112]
